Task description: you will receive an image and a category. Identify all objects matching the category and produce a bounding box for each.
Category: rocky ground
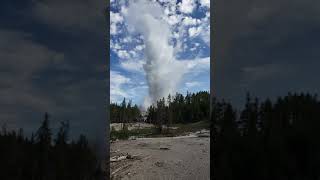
[110,130,210,180]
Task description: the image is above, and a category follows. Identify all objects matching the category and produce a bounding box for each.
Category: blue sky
[110,0,210,106]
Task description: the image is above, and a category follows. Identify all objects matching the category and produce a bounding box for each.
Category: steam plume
[125,0,186,108]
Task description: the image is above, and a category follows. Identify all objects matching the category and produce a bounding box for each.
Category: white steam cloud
[125,0,187,109]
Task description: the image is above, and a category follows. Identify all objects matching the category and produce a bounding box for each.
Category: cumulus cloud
[122,36,132,43]
[116,50,131,59]
[110,40,122,50]
[179,0,196,14]
[182,16,201,26]
[110,11,124,36]
[110,0,210,105]
[110,0,210,59]
[199,0,210,8]
[110,23,117,35]
[188,26,202,37]
[134,44,145,51]
[166,14,180,25]
[110,11,124,24]
[200,24,210,45]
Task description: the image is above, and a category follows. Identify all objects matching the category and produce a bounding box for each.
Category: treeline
[212,92,320,180]
[146,91,210,131]
[110,99,141,123]
[0,113,102,180]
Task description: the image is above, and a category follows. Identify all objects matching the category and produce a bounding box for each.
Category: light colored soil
[111,123,155,131]
[110,130,210,180]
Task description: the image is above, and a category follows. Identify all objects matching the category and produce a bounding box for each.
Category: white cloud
[190,47,197,51]
[172,32,180,39]
[183,44,188,51]
[158,0,172,3]
[122,36,132,43]
[185,81,201,88]
[110,11,124,24]
[110,11,124,36]
[110,23,117,35]
[179,0,195,14]
[134,44,145,51]
[200,0,210,8]
[185,56,210,72]
[112,42,121,50]
[129,50,137,57]
[170,3,176,12]
[188,26,202,37]
[110,0,210,105]
[206,11,210,18]
[200,23,210,45]
[110,71,130,102]
[182,16,200,26]
[120,59,145,73]
[166,15,180,25]
[117,50,131,59]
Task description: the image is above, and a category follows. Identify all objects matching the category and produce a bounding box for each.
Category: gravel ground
[110,131,210,180]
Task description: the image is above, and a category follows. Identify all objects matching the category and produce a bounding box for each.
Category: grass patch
[172,120,210,132]
[110,126,158,140]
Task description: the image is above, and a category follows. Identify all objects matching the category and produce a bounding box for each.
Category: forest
[110,100,141,123]
[212,92,320,180]
[110,91,210,127]
[146,91,210,131]
[0,113,103,180]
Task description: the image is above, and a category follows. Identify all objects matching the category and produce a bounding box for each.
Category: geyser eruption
[125,0,186,108]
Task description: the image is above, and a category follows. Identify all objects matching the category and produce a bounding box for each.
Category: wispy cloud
[185,81,202,88]
[119,59,145,73]
[110,70,130,102]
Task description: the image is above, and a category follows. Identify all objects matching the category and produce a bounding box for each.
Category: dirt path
[110,131,210,180]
